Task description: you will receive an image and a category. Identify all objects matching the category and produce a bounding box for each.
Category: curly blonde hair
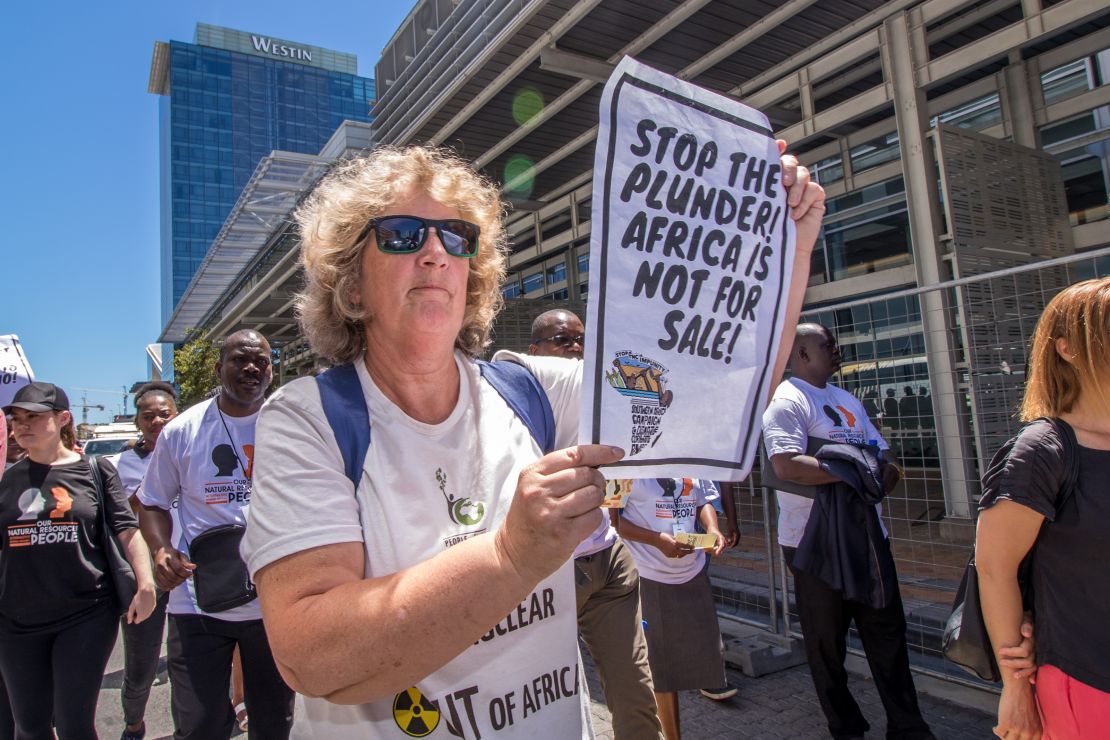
[294,146,508,363]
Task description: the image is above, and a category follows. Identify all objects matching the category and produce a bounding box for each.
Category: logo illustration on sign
[606,351,673,455]
[393,687,440,737]
[436,468,484,526]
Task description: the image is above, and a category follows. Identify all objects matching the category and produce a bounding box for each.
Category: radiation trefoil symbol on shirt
[437,468,484,526]
[606,351,674,456]
[393,687,440,737]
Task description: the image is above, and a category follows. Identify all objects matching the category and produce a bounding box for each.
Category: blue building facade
[150,24,373,326]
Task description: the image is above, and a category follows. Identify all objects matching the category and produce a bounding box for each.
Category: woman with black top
[0,382,157,740]
[978,277,1110,740]
[108,382,178,740]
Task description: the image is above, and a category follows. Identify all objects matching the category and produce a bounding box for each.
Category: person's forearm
[697,504,721,535]
[978,562,1029,686]
[773,454,841,485]
[137,504,173,552]
[615,515,665,549]
[718,484,738,530]
[768,232,813,397]
[117,527,156,591]
[263,531,558,705]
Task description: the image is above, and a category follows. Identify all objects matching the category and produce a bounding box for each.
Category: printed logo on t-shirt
[653,478,696,520]
[393,687,440,737]
[821,404,856,428]
[392,661,582,737]
[203,443,253,505]
[437,468,484,527]
[7,486,79,547]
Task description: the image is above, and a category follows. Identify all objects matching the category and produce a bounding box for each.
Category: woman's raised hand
[496,445,624,584]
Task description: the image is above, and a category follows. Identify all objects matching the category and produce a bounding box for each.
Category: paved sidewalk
[583,646,998,740]
[94,625,997,739]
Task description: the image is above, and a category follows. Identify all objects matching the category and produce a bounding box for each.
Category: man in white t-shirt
[762,324,932,740]
[527,309,662,739]
[138,330,293,739]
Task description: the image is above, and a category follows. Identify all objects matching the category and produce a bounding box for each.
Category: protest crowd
[3,112,1109,740]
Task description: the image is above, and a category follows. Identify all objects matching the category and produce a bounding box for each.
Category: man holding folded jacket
[761,323,932,740]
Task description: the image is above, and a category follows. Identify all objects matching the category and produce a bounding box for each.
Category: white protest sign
[0,335,35,409]
[580,57,796,481]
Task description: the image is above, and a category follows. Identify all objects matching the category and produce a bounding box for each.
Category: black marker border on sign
[590,71,788,471]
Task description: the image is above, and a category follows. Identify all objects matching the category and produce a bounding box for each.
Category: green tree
[174,330,220,408]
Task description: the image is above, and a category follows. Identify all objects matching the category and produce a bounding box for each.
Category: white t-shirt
[242,352,590,739]
[108,447,181,538]
[761,378,889,548]
[137,398,259,621]
[619,478,718,584]
[573,510,618,559]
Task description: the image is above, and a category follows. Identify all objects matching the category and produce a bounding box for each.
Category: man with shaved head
[761,323,931,740]
[528,310,663,738]
[138,330,293,739]
[529,309,585,360]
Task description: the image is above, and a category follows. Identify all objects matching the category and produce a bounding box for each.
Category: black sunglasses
[536,333,585,348]
[356,215,481,258]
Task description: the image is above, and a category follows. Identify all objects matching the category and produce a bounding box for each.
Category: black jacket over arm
[792,443,897,608]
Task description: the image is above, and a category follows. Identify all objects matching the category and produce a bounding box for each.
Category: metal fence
[709,245,1110,689]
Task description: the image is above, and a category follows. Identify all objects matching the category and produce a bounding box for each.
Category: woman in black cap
[0,381,157,740]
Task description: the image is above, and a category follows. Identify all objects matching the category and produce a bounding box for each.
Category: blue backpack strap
[477,359,556,454]
[315,364,371,488]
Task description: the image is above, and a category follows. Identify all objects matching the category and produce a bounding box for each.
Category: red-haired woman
[977,277,1110,740]
[0,382,156,739]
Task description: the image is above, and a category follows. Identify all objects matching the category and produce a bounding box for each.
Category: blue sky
[1,1,411,424]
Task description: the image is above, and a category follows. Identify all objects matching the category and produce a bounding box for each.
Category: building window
[820,201,912,281]
[812,154,845,185]
[546,262,567,286]
[1056,148,1109,225]
[503,281,521,299]
[849,132,900,175]
[510,221,538,253]
[1040,112,1098,147]
[522,271,544,294]
[1041,58,1096,107]
[931,93,1002,132]
[825,177,905,217]
[548,288,569,300]
[577,197,591,223]
[540,211,572,242]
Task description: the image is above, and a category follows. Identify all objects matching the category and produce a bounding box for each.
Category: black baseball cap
[4,382,71,414]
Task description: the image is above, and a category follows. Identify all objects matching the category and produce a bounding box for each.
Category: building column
[883,12,977,520]
[1000,52,1039,148]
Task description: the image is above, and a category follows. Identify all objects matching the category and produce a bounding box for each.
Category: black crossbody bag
[87,455,138,615]
[941,418,1079,681]
[189,523,256,613]
[186,404,258,613]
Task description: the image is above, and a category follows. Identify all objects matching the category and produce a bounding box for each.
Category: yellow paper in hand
[675,532,718,549]
[601,479,633,508]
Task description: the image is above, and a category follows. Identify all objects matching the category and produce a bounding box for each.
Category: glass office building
[149,24,374,325]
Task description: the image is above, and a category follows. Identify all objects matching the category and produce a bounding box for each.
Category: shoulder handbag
[189,523,256,613]
[941,418,1080,681]
[87,455,138,615]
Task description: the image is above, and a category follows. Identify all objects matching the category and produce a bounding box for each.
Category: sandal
[235,702,249,732]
